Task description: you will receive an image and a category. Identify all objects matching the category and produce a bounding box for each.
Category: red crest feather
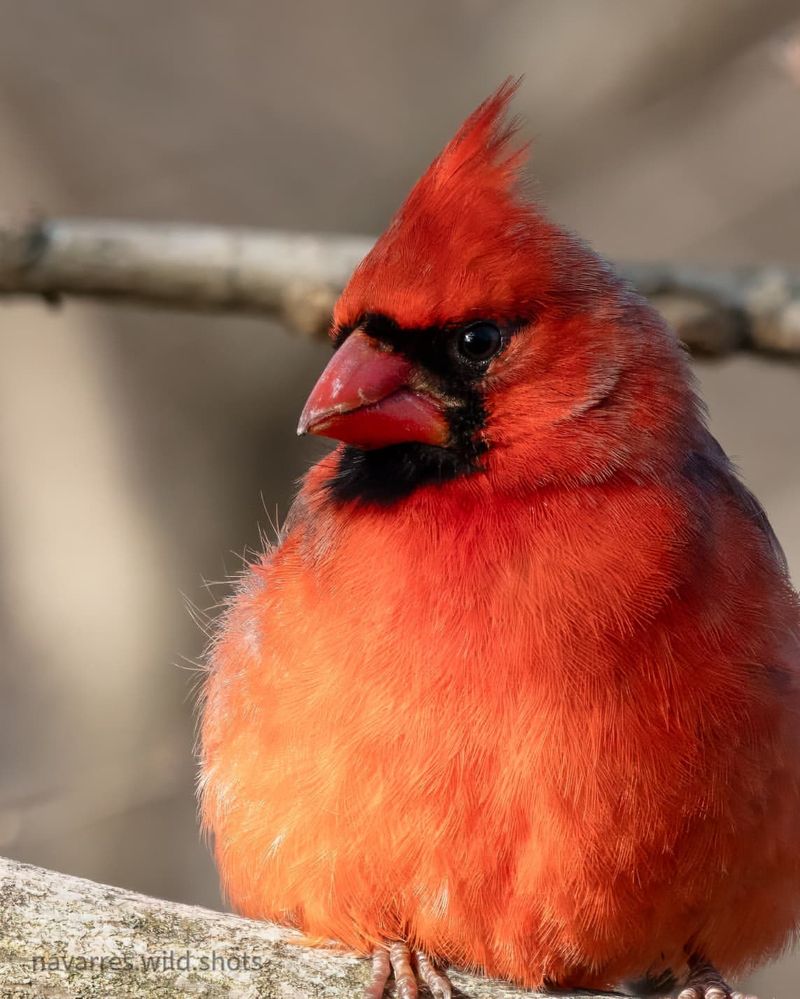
[425,77,527,197]
[335,78,600,332]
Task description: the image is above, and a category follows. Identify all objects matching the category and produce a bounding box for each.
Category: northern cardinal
[199,81,800,999]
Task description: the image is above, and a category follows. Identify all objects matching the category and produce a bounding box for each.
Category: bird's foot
[676,958,757,999]
[363,941,452,999]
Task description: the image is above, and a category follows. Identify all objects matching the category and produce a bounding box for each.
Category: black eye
[455,322,504,365]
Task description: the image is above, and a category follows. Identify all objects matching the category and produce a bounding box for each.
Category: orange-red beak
[297,331,448,449]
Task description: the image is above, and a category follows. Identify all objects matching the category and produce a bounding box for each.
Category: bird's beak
[297,331,448,449]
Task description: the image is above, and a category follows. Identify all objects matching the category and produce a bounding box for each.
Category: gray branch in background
[0,218,370,338]
[0,856,616,999]
[1,218,799,355]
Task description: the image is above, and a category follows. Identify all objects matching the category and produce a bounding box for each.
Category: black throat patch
[323,313,492,506]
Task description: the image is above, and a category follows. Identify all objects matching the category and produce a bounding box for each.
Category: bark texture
[0,856,617,998]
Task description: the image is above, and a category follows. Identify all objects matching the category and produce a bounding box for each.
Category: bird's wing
[683,434,789,574]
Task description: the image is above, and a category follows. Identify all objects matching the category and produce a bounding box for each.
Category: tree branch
[0,219,369,337]
[1,218,798,355]
[0,856,622,998]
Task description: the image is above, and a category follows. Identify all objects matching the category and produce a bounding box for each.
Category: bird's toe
[390,941,419,999]
[363,947,392,999]
[416,948,452,998]
[676,958,758,999]
[362,941,452,999]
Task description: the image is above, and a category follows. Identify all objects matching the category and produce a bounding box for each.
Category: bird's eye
[455,322,504,365]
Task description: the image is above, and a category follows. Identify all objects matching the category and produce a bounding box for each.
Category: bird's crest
[422,76,527,202]
[334,78,575,332]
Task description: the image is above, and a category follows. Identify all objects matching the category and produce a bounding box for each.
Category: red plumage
[200,82,800,996]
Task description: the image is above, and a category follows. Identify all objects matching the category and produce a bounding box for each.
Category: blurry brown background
[0,2,798,996]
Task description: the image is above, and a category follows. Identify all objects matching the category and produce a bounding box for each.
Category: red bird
[200,82,800,999]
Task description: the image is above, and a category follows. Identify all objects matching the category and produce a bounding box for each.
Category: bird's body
[200,84,800,995]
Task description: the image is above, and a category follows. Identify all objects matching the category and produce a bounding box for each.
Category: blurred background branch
[1,218,799,354]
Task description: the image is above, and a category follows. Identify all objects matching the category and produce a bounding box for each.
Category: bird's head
[299,80,698,506]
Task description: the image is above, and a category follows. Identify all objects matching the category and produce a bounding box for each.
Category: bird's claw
[678,990,755,999]
[676,958,757,999]
[415,948,453,998]
[363,941,452,999]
